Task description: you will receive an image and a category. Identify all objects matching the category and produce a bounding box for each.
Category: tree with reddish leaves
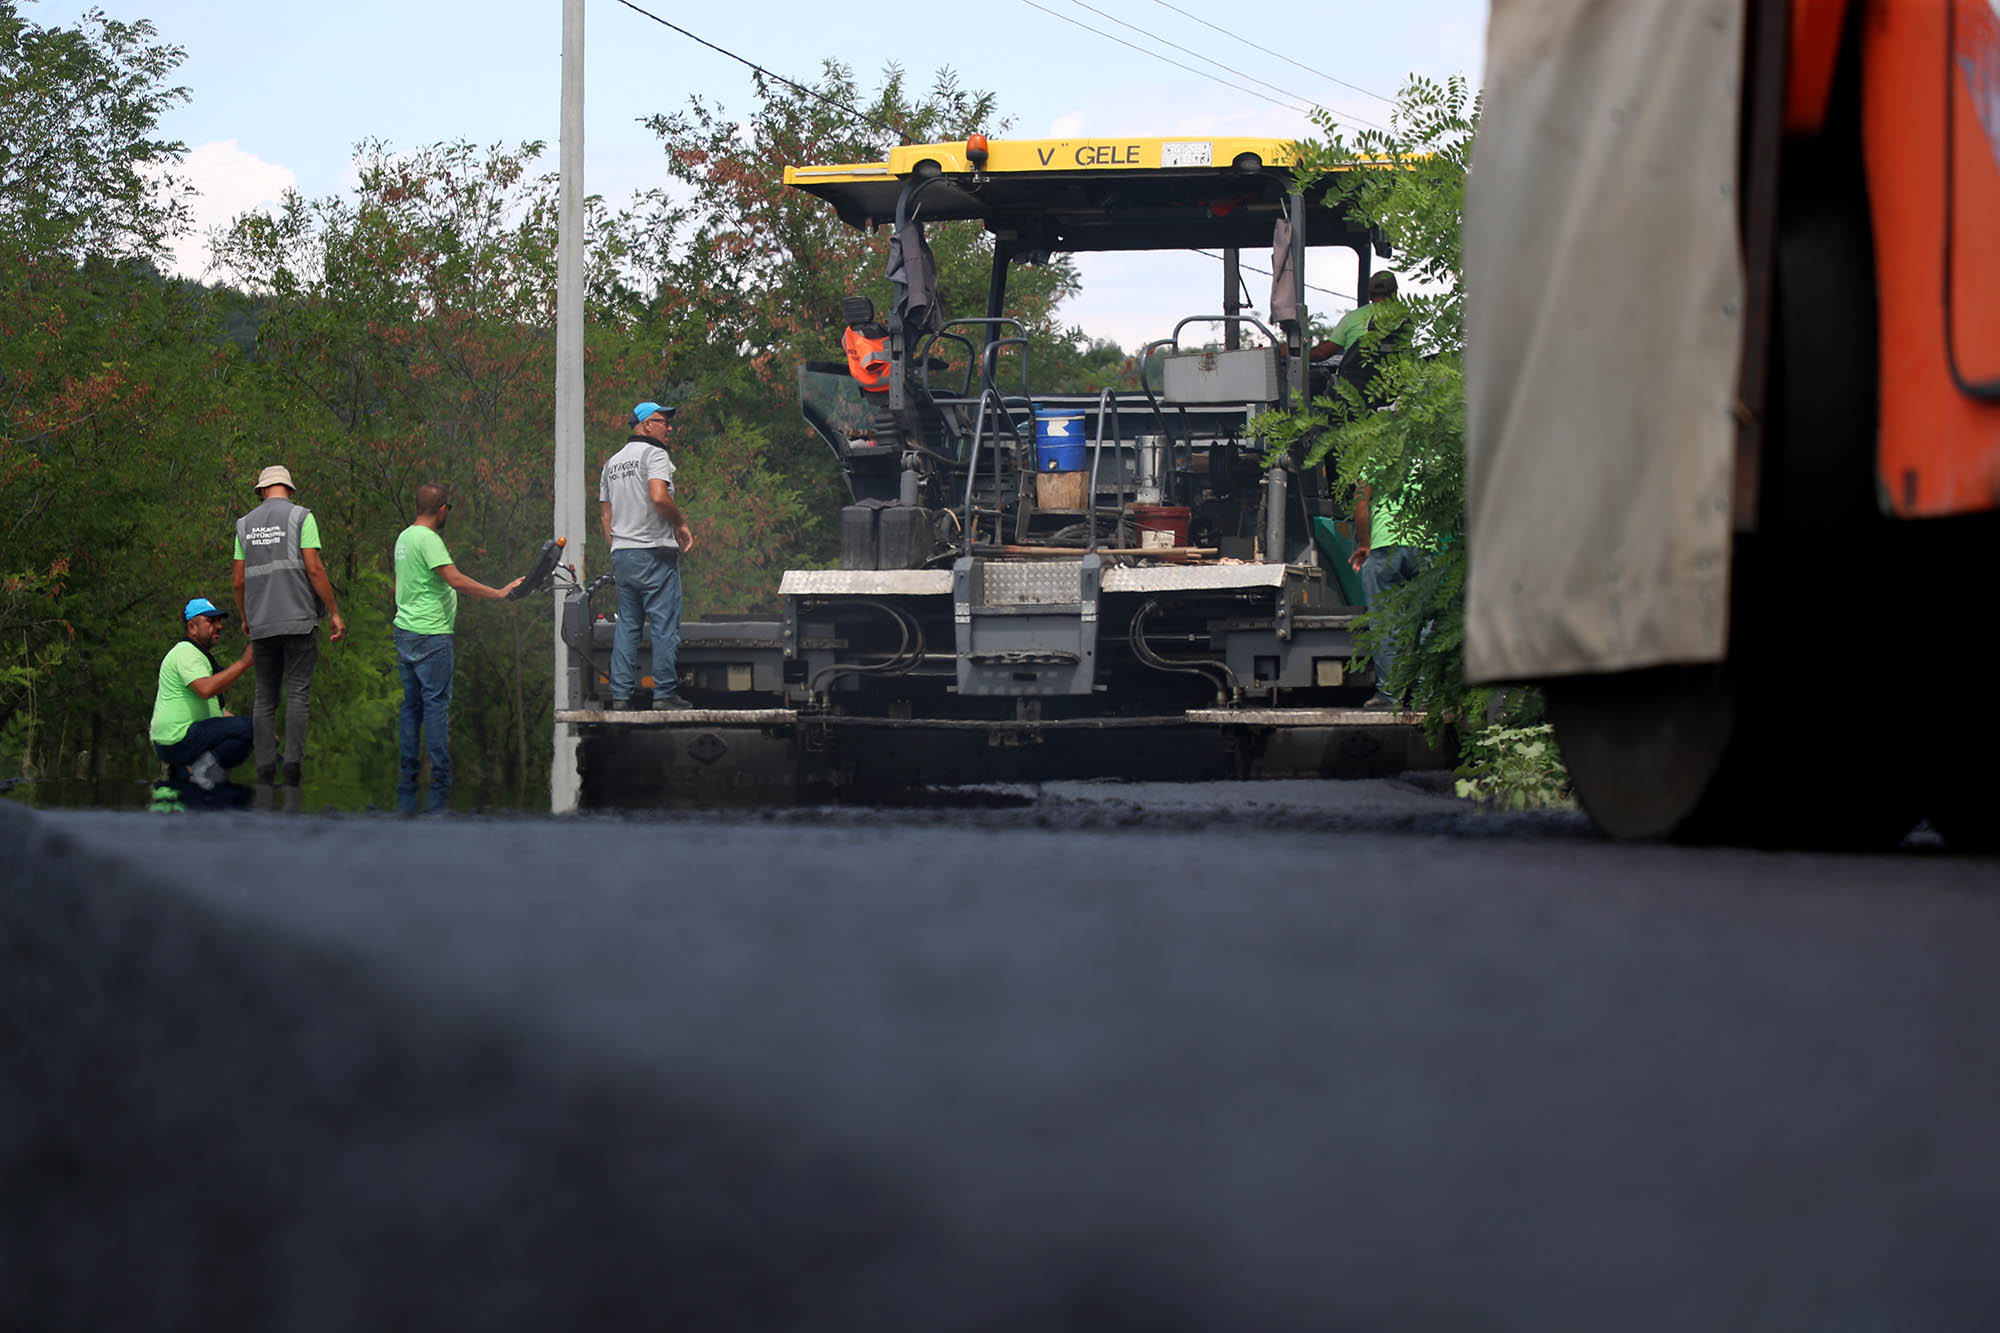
[618,63,1088,552]
[211,140,589,809]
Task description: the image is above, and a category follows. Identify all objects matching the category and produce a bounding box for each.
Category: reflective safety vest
[235,496,322,638]
[842,326,891,392]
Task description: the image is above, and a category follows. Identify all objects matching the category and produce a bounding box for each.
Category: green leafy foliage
[0,3,246,802]
[1454,723,1574,812]
[0,2,191,261]
[1254,77,1479,723]
[1271,77,1570,806]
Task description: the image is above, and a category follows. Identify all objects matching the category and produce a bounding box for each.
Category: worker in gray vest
[232,464,345,812]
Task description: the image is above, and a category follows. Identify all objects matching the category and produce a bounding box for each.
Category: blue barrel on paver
[1034,408,1087,472]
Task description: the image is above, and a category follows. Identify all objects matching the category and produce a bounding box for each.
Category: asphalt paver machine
[558,134,1449,805]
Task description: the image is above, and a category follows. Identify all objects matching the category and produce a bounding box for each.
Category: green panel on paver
[1311,517,1367,607]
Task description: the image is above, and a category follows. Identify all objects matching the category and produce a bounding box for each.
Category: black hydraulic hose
[807,599,926,699]
[1128,598,1237,704]
[1085,388,1125,552]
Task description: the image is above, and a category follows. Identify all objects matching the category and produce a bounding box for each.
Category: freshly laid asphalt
[5,783,1999,1330]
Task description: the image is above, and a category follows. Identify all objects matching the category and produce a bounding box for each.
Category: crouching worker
[150,597,255,808]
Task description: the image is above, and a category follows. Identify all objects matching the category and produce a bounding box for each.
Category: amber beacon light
[966,133,989,169]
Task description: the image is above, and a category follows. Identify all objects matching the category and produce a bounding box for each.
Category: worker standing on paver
[1315,271,1400,357]
[1348,477,1417,709]
[150,597,255,808]
[1312,271,1407,413]
[599,402,695,711]
[233,464,346,812]
[392,483,522,814]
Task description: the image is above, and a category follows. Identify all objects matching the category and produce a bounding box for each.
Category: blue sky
[43,0,1487,348]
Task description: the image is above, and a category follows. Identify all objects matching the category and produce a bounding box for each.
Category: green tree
[1258,77,1477,718]
[0,2,241,803]
[0,2,191,260]
[1270,76,1563,805]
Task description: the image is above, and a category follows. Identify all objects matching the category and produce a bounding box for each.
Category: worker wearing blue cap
[598,400,695,710]
[149,597,256,807]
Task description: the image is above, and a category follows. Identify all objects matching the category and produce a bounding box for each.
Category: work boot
[610,698,632,712]
[282,784,303,814]
[652,693,693,711]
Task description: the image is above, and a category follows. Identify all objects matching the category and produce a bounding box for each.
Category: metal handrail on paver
[959,387,1029,554]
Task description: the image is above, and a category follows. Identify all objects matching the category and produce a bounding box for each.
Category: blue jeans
[608,547,683,702]
[395,628,454,813]
[1361,544,1421,695]
[156,715,255,792]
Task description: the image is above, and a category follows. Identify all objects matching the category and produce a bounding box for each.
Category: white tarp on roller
[1463,0,1746,682]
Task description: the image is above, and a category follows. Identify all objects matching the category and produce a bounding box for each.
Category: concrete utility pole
[550,0,585,813]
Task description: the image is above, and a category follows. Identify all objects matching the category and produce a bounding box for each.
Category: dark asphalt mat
[5,791,1999,1330]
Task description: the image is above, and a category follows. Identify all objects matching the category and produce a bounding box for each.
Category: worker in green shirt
[1312,270,1398,356]
[392,482,522,814]
[150,597,256,807]
[1349,475,1426,711]
[1311,271,1406,413]
[1309,272,1409,508]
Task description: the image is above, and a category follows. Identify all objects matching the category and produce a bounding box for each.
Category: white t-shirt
[598,439,679,551]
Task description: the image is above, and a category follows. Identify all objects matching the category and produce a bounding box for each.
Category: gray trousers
[251,630,320,782]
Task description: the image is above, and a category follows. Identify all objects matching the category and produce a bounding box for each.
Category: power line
[612,0,1364,311]
[1191,248,1355,306]
[1146,0,1398,107]
[1066,0,1388,133]
[1018,0,1314,116]
[1063,0,1331,125]
[610,0,913,145]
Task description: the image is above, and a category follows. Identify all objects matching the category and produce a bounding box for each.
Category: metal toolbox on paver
[1160,346,1281,404]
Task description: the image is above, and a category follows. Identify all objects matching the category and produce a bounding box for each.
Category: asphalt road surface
[5,782,1999,1330]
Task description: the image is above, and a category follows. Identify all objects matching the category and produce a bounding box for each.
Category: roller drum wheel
[1546,667,1738,842]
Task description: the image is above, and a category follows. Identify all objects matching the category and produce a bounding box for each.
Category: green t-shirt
[1329,304,1374,351]
[394,523,458,634]
[150,639,222,746]
[232,511,320,559]
[1369,487,1410,548]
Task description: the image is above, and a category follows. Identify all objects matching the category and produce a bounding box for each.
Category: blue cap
[631,400,676,425]
[182,597,228,622]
